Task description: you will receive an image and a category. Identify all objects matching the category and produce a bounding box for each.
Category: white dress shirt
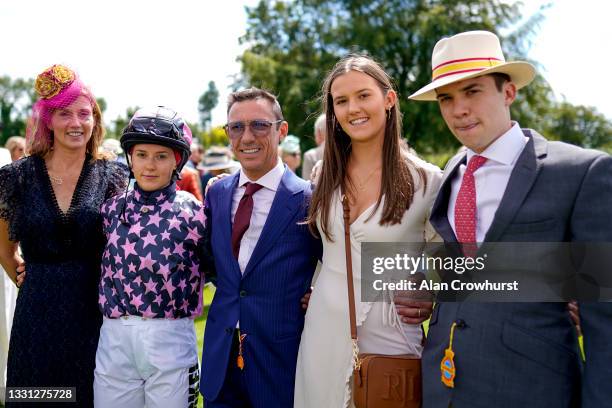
[231,158,285,273]
[448,122,528,242]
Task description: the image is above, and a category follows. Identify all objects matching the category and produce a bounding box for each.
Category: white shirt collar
[238,158,285,192]
[466,122,527,166]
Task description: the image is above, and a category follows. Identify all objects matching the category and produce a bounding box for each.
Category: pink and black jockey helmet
[120,106,193,172]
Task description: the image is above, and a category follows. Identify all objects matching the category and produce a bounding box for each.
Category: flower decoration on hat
[34,64,76,99]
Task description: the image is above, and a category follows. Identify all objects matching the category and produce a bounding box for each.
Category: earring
[386,108,391,120]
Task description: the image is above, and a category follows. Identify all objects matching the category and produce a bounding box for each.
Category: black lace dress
[0,155,127,407]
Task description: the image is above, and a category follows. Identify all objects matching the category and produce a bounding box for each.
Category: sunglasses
[224,119,282,140]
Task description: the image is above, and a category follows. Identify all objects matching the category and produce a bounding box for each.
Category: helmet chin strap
[172,165,182,181]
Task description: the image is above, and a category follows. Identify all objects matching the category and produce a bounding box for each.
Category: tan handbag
[341,193,422,408]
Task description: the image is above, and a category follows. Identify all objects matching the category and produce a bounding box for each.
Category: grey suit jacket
[301,144,324,181]
[423,129,612,408]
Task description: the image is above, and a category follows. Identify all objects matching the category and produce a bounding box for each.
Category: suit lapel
[430,153,465,243]
[484,130,547,242]
[219,173,242,278]
[242,169,303,278]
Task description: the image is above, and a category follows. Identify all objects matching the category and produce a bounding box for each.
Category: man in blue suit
[407,31,612,407]
[201,87,321,408]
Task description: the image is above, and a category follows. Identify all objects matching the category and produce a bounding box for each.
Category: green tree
[198,81,219,130]
[237,0,557,155]
[201,126,229,148]
[545,103,612,152]
[96,97,107,114]
[107,106,140,140]
[0,76,35,145]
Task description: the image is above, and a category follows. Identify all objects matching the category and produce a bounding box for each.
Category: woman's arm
[0,218,22,285]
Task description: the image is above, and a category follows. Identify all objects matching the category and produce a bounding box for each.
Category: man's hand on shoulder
[205,173,231,196]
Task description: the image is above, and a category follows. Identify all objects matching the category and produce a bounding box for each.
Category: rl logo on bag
[353,354,422,408]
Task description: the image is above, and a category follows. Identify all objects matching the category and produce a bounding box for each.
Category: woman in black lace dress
[0,65,127,407]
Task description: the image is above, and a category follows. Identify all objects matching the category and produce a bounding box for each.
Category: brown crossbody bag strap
[341,192,361,373]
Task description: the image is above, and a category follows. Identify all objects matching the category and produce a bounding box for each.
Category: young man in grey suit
[407,30,612,407]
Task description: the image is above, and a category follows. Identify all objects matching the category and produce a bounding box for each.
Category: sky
[1,0,610,130]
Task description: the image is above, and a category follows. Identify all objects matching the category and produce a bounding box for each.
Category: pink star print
[157,262,171,281]
[160,247,172,259]
[123,283,134,297]
[107,230,121,249]
[144,277,158,294]
[174,242,185,257]
[147,212,163,228]
[179,210,192,221]
[193,208,206,226]
[185,226,201,243]
[168,216,181,232]
[131,293,145,310]
[108,200,118,213]
[141,231,157,249]
[129,223,144,236]
[123,241,138,258]
[162,279,176,296]
[160,201,173,213]
[178,278,187,291]
[142,304,156,318]
[109,305,122,318]
[139,252,157,272]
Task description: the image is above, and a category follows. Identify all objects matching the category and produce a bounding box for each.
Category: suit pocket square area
[501,321,579,377]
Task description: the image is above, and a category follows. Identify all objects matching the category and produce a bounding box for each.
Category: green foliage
[106,106,140,140]
[238,0,533,153]
[96,97,108,114]
[200,125,229,148]
[545,103,612,152]
[237,0,612,155]
[198,81,219,130]
[0,76,35,146]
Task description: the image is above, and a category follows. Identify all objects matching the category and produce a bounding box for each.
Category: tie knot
[244,182,263,196]
[465,155,487,175]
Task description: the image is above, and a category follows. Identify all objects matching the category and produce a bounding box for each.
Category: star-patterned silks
[99,181,207,319]
[454,155,487,256]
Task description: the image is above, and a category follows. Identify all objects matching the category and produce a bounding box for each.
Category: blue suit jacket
[423,130,612,407]
[200,168,321,407]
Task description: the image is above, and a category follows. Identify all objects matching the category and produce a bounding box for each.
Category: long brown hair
[308,54,427,241]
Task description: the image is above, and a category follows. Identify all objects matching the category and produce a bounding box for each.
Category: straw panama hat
[409,30,536,101]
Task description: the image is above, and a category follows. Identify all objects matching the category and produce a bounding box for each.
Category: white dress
[294,157,442,408]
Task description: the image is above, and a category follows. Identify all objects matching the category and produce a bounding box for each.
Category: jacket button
[239,290,247,298]
[141,207,149,213]
[455,319,466,328]
[225,328,233,334]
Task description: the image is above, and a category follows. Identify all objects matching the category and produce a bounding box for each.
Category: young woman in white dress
[294,55,443,407]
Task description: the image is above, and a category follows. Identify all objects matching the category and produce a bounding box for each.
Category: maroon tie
[232,182,264,259]
[454,155,487,256]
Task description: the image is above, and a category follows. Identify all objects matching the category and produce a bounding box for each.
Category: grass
[194,284,215,408]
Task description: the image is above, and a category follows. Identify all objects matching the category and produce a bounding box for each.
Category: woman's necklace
[48,173,63,185]
[354,166,381,191]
